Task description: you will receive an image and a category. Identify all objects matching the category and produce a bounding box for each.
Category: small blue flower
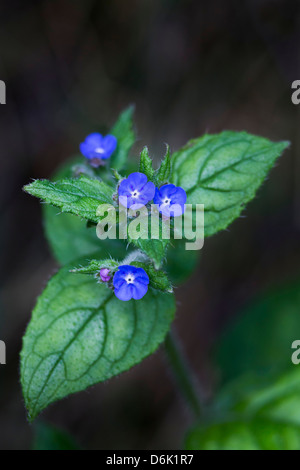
[113,265,150,301]
[153,184,187,217]
[118,172,155,209]
[80,133,117,167]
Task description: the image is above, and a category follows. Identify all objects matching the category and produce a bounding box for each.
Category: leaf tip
[23,181,35,195]
[281,140,291,151]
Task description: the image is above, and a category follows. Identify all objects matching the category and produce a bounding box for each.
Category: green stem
[164,330,203,420]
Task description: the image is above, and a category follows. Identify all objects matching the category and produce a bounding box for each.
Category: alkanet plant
[21,106,289,428]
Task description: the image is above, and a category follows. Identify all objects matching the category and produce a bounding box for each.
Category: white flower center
[125,273,135,284]
[131,190,140,199]
[163,197,171,206]
[95,147,105,154]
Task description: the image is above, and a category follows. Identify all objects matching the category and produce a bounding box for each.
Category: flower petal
[114,283,133,301]
[127,172,148,191]
[142,181,156,202]
[102,134,117,158]
[131,282,149,300]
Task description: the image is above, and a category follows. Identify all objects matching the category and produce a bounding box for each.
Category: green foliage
[186,365,300,450]
[139,146,155,181]
[21,264,175,420]
[171,131,289,236]
[32,422,79,450]
[44,205,126,265]
[165,240,200,285]
[185,418,300,450]
[155,145,171,186]
[43,158,127,265]
[234,368,300,426]
[24,176,114,224]
[130,261,173,293]
[22,107,290,435]
[214,279,300,425]
[110,106,136,171]
[139,145,172,186]
[191,278,300,450]
[128,233,169,270]
[216,279,300,384]
[191,364,300,450]
[70,259,120,275]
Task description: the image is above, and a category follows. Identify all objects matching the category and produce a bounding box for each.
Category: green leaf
[30,173,168,268]
[70,259,119,275]
[110,106,136,171]
[24,176,114,224]
[21,264,175,420]
[216,279,300,385]
[129,235,169,270]
[171,132,289,236]
[32,422,79,450]
[155,145,171,186]
[42,158,127,265]
[213,280,300,442]
[125,207,170,269]
[235,369,300,427]
[139,146,155,181]
[185,418,300,450]
[212,368,300,450]
[196,279,300,451]
[44,204,127,265]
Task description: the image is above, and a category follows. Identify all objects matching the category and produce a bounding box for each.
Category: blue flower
[113,265,150,301]
[80,133,117,167]
[153,184,187,217]
[118,172,155,209]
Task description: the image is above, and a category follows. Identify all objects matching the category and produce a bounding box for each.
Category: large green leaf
[24,176,114,224]
[185,418,300,450]
[171,132,289,236]
[21,264,175,420]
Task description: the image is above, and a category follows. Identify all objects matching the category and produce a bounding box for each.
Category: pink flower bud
[100,268,111,282]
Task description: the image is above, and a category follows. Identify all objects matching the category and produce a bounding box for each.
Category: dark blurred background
[0,0,299,450]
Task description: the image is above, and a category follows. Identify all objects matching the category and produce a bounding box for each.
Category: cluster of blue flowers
[80,133,187,302]
[119,172,187,217]
[80,132,187,218]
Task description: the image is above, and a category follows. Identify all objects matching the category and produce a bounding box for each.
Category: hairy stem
[121,250,149,265]
[164,330,203,420]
